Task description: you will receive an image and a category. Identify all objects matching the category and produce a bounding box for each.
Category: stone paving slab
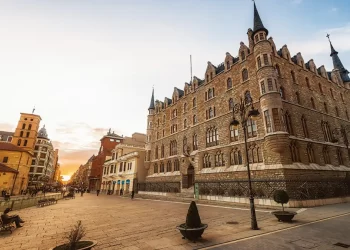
[0,194,349,250]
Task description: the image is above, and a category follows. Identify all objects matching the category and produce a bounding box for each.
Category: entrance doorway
[187,165,194,188]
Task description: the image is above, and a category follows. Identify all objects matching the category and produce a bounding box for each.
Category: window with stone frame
[26,132,30,138]
[261,81,266,94]
[203,154,211,168]
[241,51,246,61]
[210,72,213,80]
[193,97,197,108]
[279,87,285,99]
[170,140,177,156]
[166,161,172,172]
[272,108,282,131]
[330,88,334,99]
[321,121,332,142]
[183,136,187,153]
[248,143,263,163]
[226,61,230,70]
[247,119,257,138]
[290,140,300,162]
[193,134,198,150]
[257,56,262,68]
[291,71,296,84]
[267,78,273,91]
[174,159,180,171]
[214,151,225,167]
[160,162,165,173]
[193,115,197,125]
[307,143,315,163]
[305,77,311,89]
[323,146,331,164]
[230,149,242,165]
[119,162,123,172]
[161,144,164,158]
[172,109,177,118]
[206,107,215,119]
[324,102,328,114]
[22,123,25,129]
[263,54,269,66]
[311,97,316,109]
[183,103,187,113]
[275,64,281,76]
[254,34,259,43]
[155,146,158,159]
[301,115,309,138]
[337,148,343,165]
[295,92,301,104]
[206,127,219,147]
[162,130,165,137]
[230,124,239,142]
[17,139,21,146]
[157,132,159,140]
[319,83,323,94]
[242,69,248,81]
[259,33,264,40]
[227,78,233,89]
[229,98,234,111]
[184,119,187,129]
[335,106,339,117]
[20,131,23,137]
[264,110,272,133]
[23,140,27,146]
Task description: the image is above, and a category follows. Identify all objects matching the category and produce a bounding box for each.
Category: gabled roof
[0,163,18,173]
[291,55,297,64]
[175,87,184,98]
[0,142,31,154]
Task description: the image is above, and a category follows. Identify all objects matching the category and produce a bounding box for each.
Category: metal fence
[138,182,181,193]
[197,179,350,200]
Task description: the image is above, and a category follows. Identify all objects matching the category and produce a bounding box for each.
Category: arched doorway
[182,165,195,189]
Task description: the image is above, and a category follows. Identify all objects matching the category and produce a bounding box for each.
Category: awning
[117,180,121,184]
[122,180,125,184]
[126,179,130,184]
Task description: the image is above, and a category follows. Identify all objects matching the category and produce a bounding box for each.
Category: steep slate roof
[215,63,225,74]
[0,163,18,173]
[148,88,155,110]
[252,2,268,38]
[291,56,297,64]
[277,49,283,57]
[305,61,310,70]
[175,88,184,98]
[328,39,350,82]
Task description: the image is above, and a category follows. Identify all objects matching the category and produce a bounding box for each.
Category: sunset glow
[61,175,71,182]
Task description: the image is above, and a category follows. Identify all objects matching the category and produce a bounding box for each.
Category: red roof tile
[0,142,32,155]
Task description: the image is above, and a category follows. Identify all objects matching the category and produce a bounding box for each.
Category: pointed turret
[252,2,268,39]
[148,88,155,110]
[327,34,350,82]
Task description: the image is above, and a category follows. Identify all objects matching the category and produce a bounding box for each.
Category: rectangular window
[264,110,272,133]
[272,108,281,131]
[40,153,46,159]
[123,162,126,171]
[267,78,273,91]
[259,33,264,40]
[247,119,257,138]
[39,160,45,166]
[36,167,43,173]
[3,157,8,163]
[35,146,39,150]
[263,54,269,65]
[26,132,30,138]
[31,159,35,165]
[230,128,239,141]
[30,167,34,172]
[257,57,262,68]
[261,81,265,94]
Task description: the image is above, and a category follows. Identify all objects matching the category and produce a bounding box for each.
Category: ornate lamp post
[230,92,260,230]
[332,125,350,161]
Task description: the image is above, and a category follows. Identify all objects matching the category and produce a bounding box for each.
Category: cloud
[0,123,15,132]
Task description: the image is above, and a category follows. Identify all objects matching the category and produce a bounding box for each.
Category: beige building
[141,3,350,206]
[101,133,146,194]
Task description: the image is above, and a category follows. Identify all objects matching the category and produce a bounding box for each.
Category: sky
[1,0,349,177]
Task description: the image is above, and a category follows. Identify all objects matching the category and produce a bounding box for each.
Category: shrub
[65,220,86,250]
[273,190,289,212]
[185,201,202,228]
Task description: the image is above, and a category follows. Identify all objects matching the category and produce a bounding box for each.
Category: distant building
[88,129,123,191]
[0,131,14,142]
[101,133,146,194]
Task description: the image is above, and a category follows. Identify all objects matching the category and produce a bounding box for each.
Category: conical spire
[327,34,350,82]
[148,88,155,110]
[252,1,268,38]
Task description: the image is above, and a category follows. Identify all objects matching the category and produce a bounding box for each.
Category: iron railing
[138,182,181,193]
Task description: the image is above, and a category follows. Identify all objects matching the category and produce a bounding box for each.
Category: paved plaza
[1,194,350,250]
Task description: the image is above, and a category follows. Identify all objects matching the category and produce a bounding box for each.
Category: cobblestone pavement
[0,194,349,250]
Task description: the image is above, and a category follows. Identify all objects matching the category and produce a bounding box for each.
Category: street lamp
[332,125,350,161]
[230,93,260,230]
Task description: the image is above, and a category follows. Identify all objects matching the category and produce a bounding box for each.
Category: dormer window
[259,33,264,40]
[242,69,249,81]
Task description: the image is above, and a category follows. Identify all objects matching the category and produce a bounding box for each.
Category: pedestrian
[1,208,25,228]
[131,190,135,200]
[80,189,84,197]
[121,188,124,196]
[96,189,100,196]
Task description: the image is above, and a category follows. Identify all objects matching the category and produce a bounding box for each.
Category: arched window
[257,56,262,68]
[291,71,296,83]
[319,83,323,94]
[23,140,27,146]
[301,115,309,138]
[20,131,23,137]
[155,146,159,159]
[193,115,197,125]
[241,51,246,61]
[170,140,177,156]
[230,149,242,165]
[166,161,172,172]
[208,88,213,99]
[323,146,330,164]
[183,119,187,129]
[226,61,230,69]
[295,92,301,104]
[230,124,239,141]
[247,119,257,138]
[267,78,273,91]
[17,139,21,146]
[279,87,285,99]
[203,154,211,168]
[290,140,300,162]
[248,143,263,163]
[324,102,328,114]
[335,106,339,117]
[337,148,343,165]
[193,134,198,150]
[174,159,180,171]
[275,64,281,76]
[206,127,218,147]
[209,107,215,118]
[160,162,165,173]
[229,98,234,111]
[307,143,315,163]
[242,69,248,81]
[305,77,310,89]
[330,88,334,99]
[215,151,225,167]
[183,103,187,113]
[321,121,332,142]
[206,74,209,82]
[154,163,158,174]
[311,98,316,109]
[284,111,294,135]
[22,123,26,129]
[28,124,32,130]
[161,144,164,158]
[193,97,197,108]
[183,136,187,152]
[227,78,232,89]
[261,81,266,94]
[210,72,213,80]
[245,90,252,104]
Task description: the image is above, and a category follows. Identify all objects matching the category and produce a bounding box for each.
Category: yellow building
[12,112,41,153]
[0,142,33,195]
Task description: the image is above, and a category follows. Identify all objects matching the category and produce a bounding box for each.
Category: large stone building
[101,133,146,194]
[28,126,56,187]
[142,3,350,206]
[88,130,123,191]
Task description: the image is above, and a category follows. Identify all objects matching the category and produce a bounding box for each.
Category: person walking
[96,189,100,196]
[80,189,84,197]
[131,190,135,200]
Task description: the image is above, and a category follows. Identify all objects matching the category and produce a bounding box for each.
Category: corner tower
[252,2,290,164]
[145,88,155,170]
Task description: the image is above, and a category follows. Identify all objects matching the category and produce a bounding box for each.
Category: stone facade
[142,3,350,201]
